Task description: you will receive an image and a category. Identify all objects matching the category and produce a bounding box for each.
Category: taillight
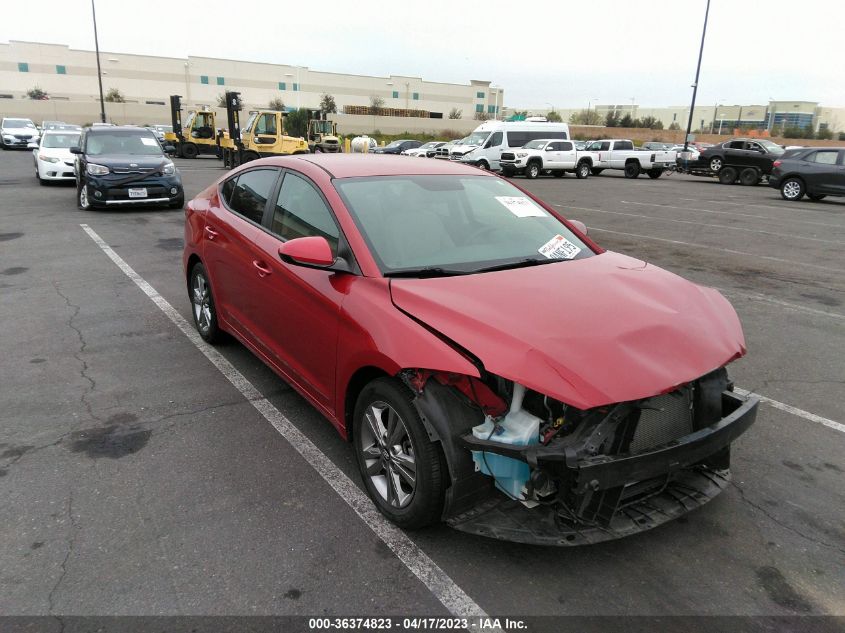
[773,160,782,168]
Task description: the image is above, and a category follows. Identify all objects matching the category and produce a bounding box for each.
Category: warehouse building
[0,40,503,131]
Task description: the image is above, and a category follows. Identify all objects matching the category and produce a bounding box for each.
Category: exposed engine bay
[402,367,758,545]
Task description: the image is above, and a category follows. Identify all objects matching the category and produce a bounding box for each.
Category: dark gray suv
[769,147,845,201]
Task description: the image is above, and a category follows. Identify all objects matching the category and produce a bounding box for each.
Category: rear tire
[189,263,222,344]
[576,162,591,179]
[590,168,604,176]
[353,377,446,529]
[780,178,805,201]
[525,161,541,179]
[647,169,662,179]
[739,168,759,186]
[709,156,723,172]
[807,193,826,202]
[718,166,738,185]
[242,151,261,163]
[624,162,640,179]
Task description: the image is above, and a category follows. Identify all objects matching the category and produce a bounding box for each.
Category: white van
[452,120,571,171]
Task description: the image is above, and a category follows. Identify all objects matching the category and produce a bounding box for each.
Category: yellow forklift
[306,109,342,153]
[164,95,220,159]
[218,91,309,168]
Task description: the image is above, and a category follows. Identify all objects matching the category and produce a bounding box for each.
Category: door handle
[253,260,273,277]
[204,226,219,240]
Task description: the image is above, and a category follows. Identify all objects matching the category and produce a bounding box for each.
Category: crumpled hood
[389,251,746,409]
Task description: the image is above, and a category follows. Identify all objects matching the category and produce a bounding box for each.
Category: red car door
[248,170,346,413]
[202,167,280,344]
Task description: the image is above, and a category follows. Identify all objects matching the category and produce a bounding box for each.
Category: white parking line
[717,288,845,321]
[79,224,497,628]
[734,388,845,435]
[636,199,844,230]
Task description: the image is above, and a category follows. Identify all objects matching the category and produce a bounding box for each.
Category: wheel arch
[343,365,392,441]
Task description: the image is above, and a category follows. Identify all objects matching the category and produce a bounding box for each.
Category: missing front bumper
[452,390,758,545]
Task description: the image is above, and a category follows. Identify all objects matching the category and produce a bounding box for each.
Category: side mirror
[545,146,555,151]
[69,146,82,154]
[278,236,335,268]
[570,219,588,235]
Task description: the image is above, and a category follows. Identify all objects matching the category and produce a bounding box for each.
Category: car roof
[259,154,495,179]
[86,125,156,134]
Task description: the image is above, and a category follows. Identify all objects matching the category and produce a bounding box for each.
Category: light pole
[683,0,711,151]
[545,102,555,120]
[91,0,106,123]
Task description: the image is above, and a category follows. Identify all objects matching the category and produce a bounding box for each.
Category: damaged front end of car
[401,368,758,546]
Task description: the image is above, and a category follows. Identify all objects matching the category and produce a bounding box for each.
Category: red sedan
[183,155,758,545]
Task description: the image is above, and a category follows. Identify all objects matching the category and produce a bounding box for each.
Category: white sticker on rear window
[140,137,158,146]
[538,234,581,260]
[495,196,548,218]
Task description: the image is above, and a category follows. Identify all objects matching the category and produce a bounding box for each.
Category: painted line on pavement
[80,223,498,629]
[734,388,845,435]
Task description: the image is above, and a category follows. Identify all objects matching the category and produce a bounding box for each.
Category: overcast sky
[2,0,842,107]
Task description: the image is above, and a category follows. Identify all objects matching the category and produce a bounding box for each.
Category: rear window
[614,141,634,151]
[223,168,278,224]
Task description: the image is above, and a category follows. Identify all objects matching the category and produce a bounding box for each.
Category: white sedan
[33,130,81,184]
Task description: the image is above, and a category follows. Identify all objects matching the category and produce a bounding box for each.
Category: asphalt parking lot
[1,151,843,626]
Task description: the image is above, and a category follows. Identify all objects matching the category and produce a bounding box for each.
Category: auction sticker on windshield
[140,137,158,146]
[539,234,581,259]
[495,196,547,218]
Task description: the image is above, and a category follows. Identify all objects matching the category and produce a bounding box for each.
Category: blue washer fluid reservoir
[471,383,541,500]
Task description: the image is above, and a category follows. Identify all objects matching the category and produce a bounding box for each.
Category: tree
[569,109,602,125]
[605,110,620,127]
[546,110,562,122]
[216,93,242,110]
[285,108,310,138]
[319,93,337,114]
[369,94,385,113]
[448,107,462,120]
[26,86,48,100]
[268,97,285,111]
[474,111,491,121]
[104,88,125,103]
[619,113,634,128]
[839,132,845,141]
[508,110,528,121]
[640,115,662,129]
[802,124,816,139]
[816,126,833,140]
[782,126,804,139]
[668,122,681,131]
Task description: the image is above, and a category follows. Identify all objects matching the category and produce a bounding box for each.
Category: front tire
[353,378,446,529]
[501,166,515,177]
[181,143,199,159]
[525,161,541,179]
[780,178,805,201]
[576,162,591,179]
[189,263,222,343]
[77,182,91,209]
[591,168,604,176]
[624,162,640,178]
[807,193,826,202]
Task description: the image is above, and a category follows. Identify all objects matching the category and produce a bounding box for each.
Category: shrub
[104,88,125,103]
[369,95,385,113]
[570,109,602,125]
[474,111,491,121]
[546,110,562,122]
[285,108,310,138]
[268,97,285,111]
[448,107,462,120]
[816,127,833,140]
[26,86,48,100]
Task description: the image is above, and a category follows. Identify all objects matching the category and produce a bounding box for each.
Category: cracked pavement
[0,152,843,619]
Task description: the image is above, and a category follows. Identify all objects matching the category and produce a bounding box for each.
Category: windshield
[3,119,36,129]
[334,175,593,275]
[85,131,163,156]
[463,132,489,146]
[523,140,546,149]
[758,140,785,155]
[42,133,80,148]
[418,142,436,149]
[385,141,405,148]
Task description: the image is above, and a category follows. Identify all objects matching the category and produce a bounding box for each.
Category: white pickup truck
[577,139,676,179]
[498,139,579,179]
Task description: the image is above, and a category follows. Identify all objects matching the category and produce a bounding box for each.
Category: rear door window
[614,141,634,150]
[807,150,839,165]
[225,168,279,224]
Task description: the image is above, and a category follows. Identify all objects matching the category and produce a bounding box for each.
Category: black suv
[72,126,184,210]
[769,147,845,202]
[690,138,785,185]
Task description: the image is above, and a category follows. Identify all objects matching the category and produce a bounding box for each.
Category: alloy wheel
[710,157,722,171]
[359,401,416,509]
[783,181,801,199]
[79,186,90,209]
[192,273,212,334]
